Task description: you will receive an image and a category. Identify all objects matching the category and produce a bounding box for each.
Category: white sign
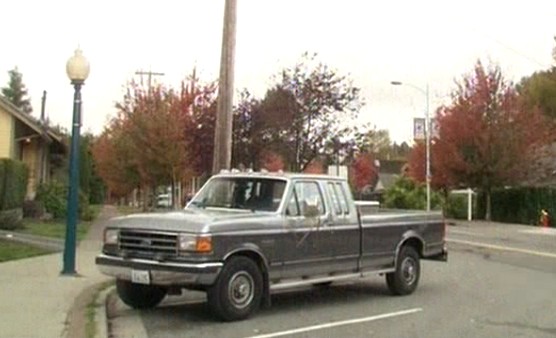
[413,118,425,140]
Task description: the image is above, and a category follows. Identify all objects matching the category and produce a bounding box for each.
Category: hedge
[0,159,28,211]
[477,187,556,226]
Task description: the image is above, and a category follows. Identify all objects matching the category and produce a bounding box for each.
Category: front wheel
[207,256,263,321]
[386,245,420,295]
[116,279,167,309]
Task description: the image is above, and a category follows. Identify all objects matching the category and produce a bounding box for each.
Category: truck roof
[214,170,347,182]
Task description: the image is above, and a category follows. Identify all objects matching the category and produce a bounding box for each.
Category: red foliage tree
[349,152,378,195]
[260,151,285,172]
[424,61,551,220]
[303,159,325,174]
[92,69,217,206]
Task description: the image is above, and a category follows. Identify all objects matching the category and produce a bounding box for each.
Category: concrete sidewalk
[0,205,118,338]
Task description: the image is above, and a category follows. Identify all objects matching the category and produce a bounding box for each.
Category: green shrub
[36,181,67,219]
[0,159,28,211]
[444,194,468,219]
[383,176,442,210]
[36,181,92,220]
[0,208,23,230]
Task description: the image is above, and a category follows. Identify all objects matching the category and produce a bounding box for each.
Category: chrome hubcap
[401,257,417,285]
[228,271,254,309]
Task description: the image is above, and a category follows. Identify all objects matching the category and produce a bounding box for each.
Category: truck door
[281,180,335,279]
[325,181,360,273]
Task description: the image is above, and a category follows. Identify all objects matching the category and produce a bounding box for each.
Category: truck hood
[107,208,279,234]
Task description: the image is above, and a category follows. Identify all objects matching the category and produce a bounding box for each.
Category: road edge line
[448,238,556,258]
[245,308,423,338]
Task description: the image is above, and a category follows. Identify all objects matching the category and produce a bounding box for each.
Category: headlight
[178,234,212,253]
[104,229,119,245]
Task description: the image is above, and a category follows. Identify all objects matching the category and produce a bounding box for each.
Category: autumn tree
[263,53,362,172]
[92,117,140,199]
[181,74,218,176]
[428,61,550,220]
[2,67,32,114]
[259,151,285,171]
[92,70,217,207]
[349,152,378,197]
[303,159,325,174]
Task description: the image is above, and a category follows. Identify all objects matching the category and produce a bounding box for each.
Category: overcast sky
[1,0,555,142]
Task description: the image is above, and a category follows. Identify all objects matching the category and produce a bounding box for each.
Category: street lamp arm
[390,81,426,96]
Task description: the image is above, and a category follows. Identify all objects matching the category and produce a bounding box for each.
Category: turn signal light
[196,237,213,253]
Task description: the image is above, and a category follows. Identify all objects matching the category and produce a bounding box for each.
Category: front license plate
[131,269,150,285]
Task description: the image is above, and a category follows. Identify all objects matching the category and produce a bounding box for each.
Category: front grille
[119,230,178,257]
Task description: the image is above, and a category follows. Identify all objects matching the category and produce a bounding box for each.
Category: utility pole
[135,69,165,88]
[39,90,47,184]
[212,0,237,174]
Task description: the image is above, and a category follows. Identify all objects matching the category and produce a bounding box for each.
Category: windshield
[188,177,287,212]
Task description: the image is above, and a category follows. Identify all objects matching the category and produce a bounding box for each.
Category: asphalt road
[107,223,556,338]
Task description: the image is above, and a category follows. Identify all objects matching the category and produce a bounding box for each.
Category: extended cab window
[286,181,325,216]
[327,182,342,215]
[336,182,350,215]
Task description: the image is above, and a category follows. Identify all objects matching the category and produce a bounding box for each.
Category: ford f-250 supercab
[96,171,447,321]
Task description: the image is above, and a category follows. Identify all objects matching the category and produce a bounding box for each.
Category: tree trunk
[485,188,492,221]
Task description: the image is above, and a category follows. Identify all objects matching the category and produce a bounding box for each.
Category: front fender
[223,243,270,271]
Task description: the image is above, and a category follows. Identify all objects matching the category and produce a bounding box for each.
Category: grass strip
[0,239,54,262]
[85,281,115,338]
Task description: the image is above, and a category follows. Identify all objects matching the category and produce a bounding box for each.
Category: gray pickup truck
[96,171,447,321]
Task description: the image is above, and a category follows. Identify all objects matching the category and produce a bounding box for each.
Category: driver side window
[286,181,325,216]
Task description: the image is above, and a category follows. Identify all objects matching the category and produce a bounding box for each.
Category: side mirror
[302,199,320,218]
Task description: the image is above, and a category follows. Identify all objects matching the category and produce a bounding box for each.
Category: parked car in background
[156,194,172,208]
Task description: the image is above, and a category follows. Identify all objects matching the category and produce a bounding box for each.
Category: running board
[269,269,395,292]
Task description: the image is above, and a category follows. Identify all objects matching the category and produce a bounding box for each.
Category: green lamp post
[62,48,90,275]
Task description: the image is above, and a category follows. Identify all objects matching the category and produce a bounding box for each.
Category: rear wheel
[207,256,263,321]
[116,279,167,309]
[386,245,420,295]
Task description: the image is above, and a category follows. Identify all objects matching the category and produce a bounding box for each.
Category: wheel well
[226,250,267,274]
[402,237,424,257]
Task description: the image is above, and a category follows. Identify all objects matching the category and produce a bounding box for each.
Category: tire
[116,279,167,309]
[386,245,420,296]
[207,256,263,321]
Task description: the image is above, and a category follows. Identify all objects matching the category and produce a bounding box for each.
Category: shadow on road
[135,279,392,323]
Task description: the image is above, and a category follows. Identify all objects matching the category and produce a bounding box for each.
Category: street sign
[413,118,425,140]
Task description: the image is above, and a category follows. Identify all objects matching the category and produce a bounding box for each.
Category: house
[0,95,65,199]
[364,159,407,200]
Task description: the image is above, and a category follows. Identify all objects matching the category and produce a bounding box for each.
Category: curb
[97,286,115,338]
[0,229,64,251]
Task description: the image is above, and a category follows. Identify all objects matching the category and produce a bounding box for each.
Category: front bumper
[95,254,223,286]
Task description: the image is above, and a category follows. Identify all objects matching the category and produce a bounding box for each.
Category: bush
[0,159,28,211]
[0,208,23,230]
[444,194,468,219]
[383,176,442,210]
[36,181,92,220]
[36,181,67,219]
